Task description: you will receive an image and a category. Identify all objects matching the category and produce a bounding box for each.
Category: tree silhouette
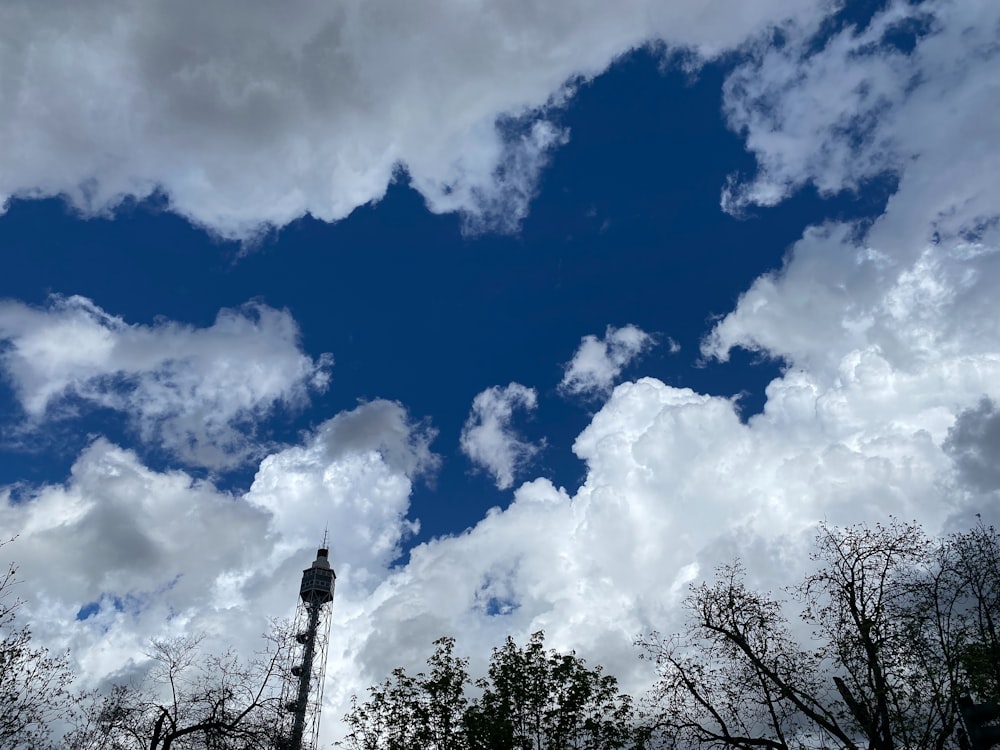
[342,632,641,750]
[66,630,289,750]
[0,544,76,750]
[641,520,1000,750]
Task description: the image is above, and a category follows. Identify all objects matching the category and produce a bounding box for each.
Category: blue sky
[1,1,998,746]
[0,49,879,538]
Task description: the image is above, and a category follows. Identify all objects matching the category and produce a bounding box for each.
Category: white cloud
[318,356,992,738]
[0,295,331,469]
[0,0,829,239]
[5,2,1000,748]
[0,438,274,678]
[705,0,1000,379]
[559,324,655,398]
[246,398,439,581]
[720,0,1000,232]
[460,383,541,490]
[0,399,437,704]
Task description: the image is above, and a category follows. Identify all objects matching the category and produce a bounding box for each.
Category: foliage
[340,636,470,750]
[640,519,1000,750]
[0,546,76,750]
[341,632,642,750]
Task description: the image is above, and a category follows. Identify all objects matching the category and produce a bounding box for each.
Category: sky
[1,0,999,745]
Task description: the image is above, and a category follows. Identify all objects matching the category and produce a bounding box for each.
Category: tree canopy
[341,632,643,750]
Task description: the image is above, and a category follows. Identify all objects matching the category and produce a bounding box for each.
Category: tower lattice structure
[278,544,336,750]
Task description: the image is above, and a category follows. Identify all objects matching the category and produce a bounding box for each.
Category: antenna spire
[321,524,329,549]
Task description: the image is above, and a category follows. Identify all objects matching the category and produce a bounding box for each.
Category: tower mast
[279,543,336,750]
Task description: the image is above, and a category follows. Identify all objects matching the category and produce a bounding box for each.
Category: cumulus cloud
[7,361,993,747]
[460,383,541,490]
[705,0,1000,378]
[343,0,1000,734]
[720,0,999,227]
[0,399,436,688]
[351,371,975,701]
[0,438,273,677]
[0,295,331,469]
[247,398,440,580]
[6,2,1000,748]
[0,0,829,238]
[559,324,655,398]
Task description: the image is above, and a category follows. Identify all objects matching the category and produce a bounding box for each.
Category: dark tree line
[2,521,999,750]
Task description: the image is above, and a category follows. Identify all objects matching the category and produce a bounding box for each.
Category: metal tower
[279,543,336,750]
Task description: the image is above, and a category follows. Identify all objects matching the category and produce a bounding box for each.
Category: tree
[466,631,638,750]
[640,520,1000,750]
[66,631,288,750]
[341,632,642,750]
[341,637,471,750]
[927,520,1000,704]
[421,637,472,750]
[641,562,840,750]
[0,546,76,750]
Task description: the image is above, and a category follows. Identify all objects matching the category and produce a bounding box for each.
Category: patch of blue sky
[76,600,100,621]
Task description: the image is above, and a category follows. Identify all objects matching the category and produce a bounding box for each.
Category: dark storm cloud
[946,398,1000,492]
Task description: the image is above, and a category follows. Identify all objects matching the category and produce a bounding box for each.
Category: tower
[279,543,336,750]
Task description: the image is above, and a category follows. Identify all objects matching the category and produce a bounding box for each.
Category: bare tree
[67,629,290,750]
[641,520,1000,750]
[926,520,1000,704]
[640,562,847,750]
[0,544,76,750]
